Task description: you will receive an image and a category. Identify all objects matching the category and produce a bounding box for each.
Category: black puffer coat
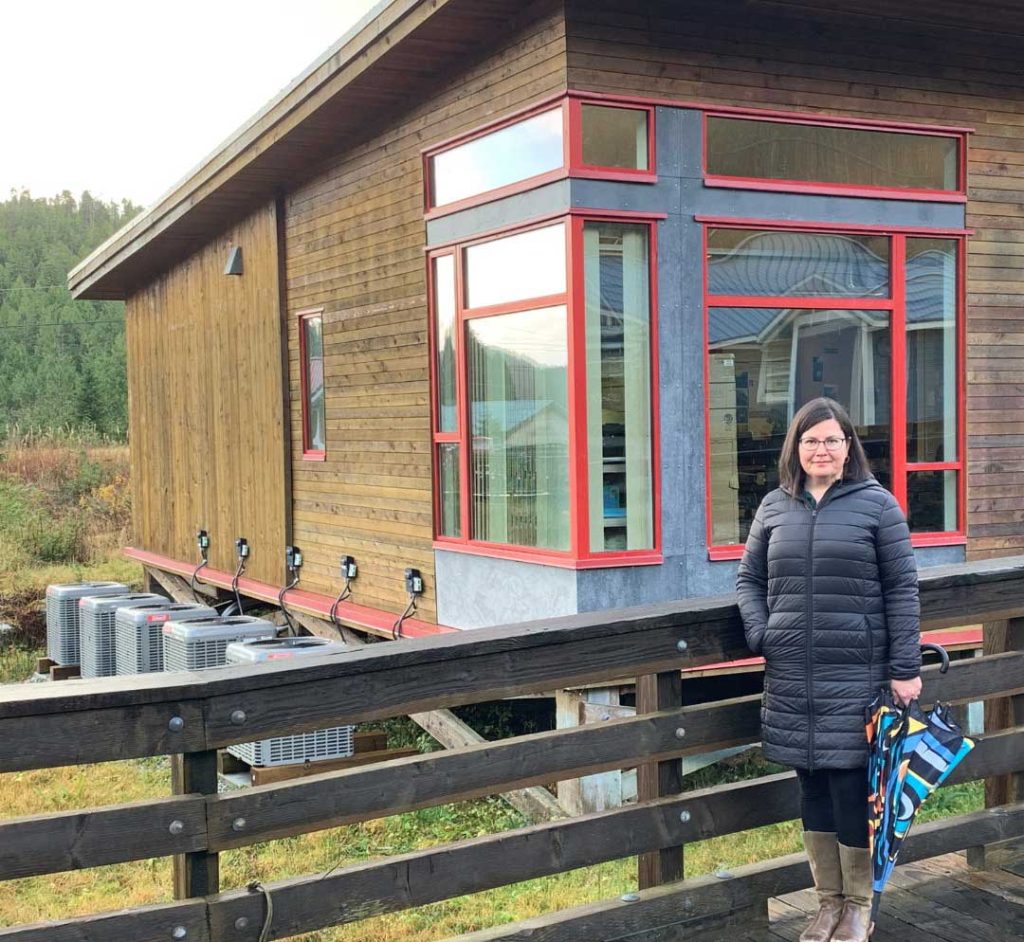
[736,478,921,771]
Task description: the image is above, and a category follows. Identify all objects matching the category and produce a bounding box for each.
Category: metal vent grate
[80,594,165,678]
[161,617,277,673]
[223,636,354,767]
[45,582,129,665]
[115,603,216,675]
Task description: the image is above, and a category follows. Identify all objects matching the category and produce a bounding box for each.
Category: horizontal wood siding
[564,0,1024,560]
[284,0,568,620]
[125,203,287,584]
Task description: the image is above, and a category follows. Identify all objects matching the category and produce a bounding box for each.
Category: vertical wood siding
[283,3,568,619]
[564,0,1024,560]
[125,202,288,585]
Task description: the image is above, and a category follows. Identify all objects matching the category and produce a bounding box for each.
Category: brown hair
[778,397,871,494]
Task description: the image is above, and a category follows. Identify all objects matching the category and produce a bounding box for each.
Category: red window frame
[297,307,326,461]
[699,218,968,561]
[427,210,664,569]
[423,93,661,218]
[567,95,657,184]
[702,111,968,202]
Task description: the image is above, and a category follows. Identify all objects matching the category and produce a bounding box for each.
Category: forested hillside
[0,191,141,438]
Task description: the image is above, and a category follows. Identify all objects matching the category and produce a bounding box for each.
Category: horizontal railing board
[0,899,210,942]
[205,701,757,849]
[4,651,1024,880]
[440,801,1024,942]
[4,558,1024,772]
[2,727,1021,940]
[0,795,205,882]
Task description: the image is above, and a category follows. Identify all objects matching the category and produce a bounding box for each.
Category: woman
[736,398,922,942]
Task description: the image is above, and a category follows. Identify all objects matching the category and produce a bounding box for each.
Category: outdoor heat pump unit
[115,602,217,675]
[224,637,354,768]
[161,615,277,672]
[45,582,130,666]
[79,593,167,678]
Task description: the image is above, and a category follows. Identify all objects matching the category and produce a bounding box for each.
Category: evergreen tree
[0,190,142,438]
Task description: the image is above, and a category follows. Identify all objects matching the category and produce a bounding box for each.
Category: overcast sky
[2,0,383,207]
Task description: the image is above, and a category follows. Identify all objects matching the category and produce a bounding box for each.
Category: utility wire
[0,320,123,329]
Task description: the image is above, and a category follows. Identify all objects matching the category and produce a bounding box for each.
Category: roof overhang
[69,0,535,300]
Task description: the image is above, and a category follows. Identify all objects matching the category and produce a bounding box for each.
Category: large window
[705,114,964,197]
[299,309,326,459]
[704,225,963,556]
[430,217,659,564]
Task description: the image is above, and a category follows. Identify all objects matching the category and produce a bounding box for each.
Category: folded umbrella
[865,643,976,925]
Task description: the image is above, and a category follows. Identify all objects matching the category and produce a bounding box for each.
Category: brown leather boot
[832,843,875,942]
[799,831,844,942]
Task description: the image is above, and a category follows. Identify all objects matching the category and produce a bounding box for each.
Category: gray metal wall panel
[435,550,578,629]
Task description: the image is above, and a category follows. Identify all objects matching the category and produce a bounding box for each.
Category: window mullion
[891,235,908,512]
[455,248,471,543]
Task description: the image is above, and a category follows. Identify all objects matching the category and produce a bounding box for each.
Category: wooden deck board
[759,849,1024,942]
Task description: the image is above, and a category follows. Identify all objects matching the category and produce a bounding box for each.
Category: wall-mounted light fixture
[224,246,244,275]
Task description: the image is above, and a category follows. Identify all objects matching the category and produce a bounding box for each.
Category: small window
[706,115,961,193]
[299,311,326,458]
[581,105,650,170]
[429,108,564,209]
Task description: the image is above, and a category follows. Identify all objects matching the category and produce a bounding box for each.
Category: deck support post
[636,669,684,889]
[172,750,220,898]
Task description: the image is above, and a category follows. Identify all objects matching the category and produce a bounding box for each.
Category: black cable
[278,573,299,635]
[231,557,246,615]
[247,881,274,942]
[392,595,417,640]
[329,577,353,631]
[189,556,209,603]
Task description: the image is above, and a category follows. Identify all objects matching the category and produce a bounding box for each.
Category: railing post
[172,750,220,898]
[636,669,684,889]
[970,616,1024,870]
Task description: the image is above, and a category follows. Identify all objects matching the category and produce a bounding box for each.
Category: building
[70,0,1024,635]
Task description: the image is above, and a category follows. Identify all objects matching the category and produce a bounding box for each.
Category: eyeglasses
[799,437,848,452]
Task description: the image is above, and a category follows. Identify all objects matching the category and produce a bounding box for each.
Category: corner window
[704,226,963,555]
[299,310,326,459]
[429,216,660,565]
[705,114,964,197]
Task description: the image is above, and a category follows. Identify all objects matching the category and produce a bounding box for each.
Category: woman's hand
[890,676,922,707]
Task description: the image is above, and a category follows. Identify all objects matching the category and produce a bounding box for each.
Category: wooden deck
[723,841,1024,942]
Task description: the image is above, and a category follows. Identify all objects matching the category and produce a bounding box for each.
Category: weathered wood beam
[289,609,366,647]
[985,617,1024,807]
[145,565,217,603]
[409,709,567,823]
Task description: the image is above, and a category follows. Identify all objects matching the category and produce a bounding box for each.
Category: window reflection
[437,443,461,538]
[433,255,458,433]
[431,109,564,207]
[581,105,649,169]
[908,471,957,532]
[907,239,957,463]
[583,222,653,552]
[303,315,325,452]
[706,116,959,191]
[707,229,890,298]
[468,306,570,550]
[464,224,566,309]
[708,307,891,544]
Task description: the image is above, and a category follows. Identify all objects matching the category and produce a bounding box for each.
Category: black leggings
[795,767,870,848]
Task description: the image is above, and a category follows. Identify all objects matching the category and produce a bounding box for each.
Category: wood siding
[564,0,1024,560]
[125,202,288,585]
[283,1,568,619]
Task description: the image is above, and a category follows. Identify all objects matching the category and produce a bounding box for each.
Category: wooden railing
[3,557,1024,942]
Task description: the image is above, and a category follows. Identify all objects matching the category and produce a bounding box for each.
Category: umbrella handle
[921,642,950,674]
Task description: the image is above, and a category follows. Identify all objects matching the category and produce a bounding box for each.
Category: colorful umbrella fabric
[865,645,976,924]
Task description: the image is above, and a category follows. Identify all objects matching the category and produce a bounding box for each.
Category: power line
[0,284,74,293]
